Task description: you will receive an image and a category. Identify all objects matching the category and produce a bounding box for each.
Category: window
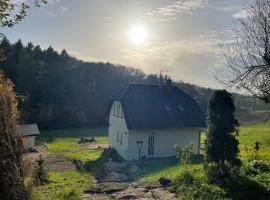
[117,131,119,143]
[116,104,120,117]
[120,109,124,119]
[165,104,171,111]
[178,105,184,111]
[120,133,123,145]
[113,104,116,116]
[148,134,155,156]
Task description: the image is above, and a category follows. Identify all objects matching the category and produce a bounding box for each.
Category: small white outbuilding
[16,124,40,150]
[106,80,205,161]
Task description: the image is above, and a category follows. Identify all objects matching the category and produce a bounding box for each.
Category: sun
[129,25,147,45]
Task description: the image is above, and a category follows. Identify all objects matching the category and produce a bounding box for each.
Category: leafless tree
[219,0,270,103]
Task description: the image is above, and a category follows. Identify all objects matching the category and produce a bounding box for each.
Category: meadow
[34,121,270,199]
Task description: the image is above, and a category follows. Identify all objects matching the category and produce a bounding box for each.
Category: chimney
[165,78,172,95]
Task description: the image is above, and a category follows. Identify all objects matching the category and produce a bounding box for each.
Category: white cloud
[60,7,68,12]
[147,0,208,22]
[233,9,249,19]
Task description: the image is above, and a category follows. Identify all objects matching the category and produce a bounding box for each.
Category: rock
[85,182,129,194]
[141,181,162,189]
[151,188,176,200]
[114,187,151,200]
[102,171,133,182]
[159,177,172,187]
[81,193,111,200]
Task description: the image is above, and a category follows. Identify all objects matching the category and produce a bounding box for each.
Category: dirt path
[24,145,76,172]
[81,161,176,200]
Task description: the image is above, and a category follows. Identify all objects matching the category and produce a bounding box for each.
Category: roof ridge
[129,82,164,86]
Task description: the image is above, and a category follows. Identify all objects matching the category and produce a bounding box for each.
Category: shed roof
[16,124,40,137]
[107,83,206,130]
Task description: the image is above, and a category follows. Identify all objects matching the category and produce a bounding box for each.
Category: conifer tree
[205,90,240,178]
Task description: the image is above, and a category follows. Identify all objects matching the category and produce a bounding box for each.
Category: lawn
[47,138,106,162]
[34,170,93,200]
[238,121,270,159]
[128,158,204,183]
[34,122,270,198]
[34,128,108,199]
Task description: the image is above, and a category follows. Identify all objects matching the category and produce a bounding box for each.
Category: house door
[148,134,155,157]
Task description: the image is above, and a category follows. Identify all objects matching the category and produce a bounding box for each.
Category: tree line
[0,38,269,129]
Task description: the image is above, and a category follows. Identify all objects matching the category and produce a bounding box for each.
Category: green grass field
[238,121,270,159]
[35,122,270,198]
[47,138,107,162]
[34,170,93,200]
[35,128,107,199]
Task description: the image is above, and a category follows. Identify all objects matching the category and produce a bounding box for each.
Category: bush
[176,143,194,166]
[240,160,270,176]
[33,155,49,186]
[170,170,228,200]
[220,175,269,200]
[57,189,80,200]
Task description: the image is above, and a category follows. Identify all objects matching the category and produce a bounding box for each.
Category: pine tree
[205,90,240,179]
[0,72,28,200]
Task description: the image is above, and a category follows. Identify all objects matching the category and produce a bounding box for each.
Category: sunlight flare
[129,25,147,45]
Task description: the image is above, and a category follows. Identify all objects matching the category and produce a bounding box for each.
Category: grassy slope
[238,121,270,159]
[47,138,107,162]
[34,170,92,200]
[35,128,107,200]
[35,122,270,197]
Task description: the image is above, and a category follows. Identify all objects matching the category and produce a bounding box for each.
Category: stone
[85,182,129,194]
[81,193,111,200]
[141,181,162,189]
[151,188,176,200]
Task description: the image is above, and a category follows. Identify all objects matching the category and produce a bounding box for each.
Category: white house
[16,124,40,150]
[106,80,205,161]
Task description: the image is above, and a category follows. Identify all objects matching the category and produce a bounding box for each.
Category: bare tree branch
[218,0,270,103]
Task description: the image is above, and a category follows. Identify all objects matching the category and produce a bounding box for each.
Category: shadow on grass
[82,148,124,181]
[127,154,204,181]
[218,175,270,200]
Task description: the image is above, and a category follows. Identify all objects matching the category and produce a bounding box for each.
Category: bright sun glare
[129,25,147,45]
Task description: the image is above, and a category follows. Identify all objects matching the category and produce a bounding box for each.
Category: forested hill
[0,38,269,129]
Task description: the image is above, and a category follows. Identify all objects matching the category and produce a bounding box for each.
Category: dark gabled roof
[107,83,206,130]
[16,124,40,137]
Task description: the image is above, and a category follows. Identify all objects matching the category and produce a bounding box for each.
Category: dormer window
[165,104,171,111]
[178,105,184,111]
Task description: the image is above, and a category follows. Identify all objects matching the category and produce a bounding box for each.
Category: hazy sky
[2,0,249,88]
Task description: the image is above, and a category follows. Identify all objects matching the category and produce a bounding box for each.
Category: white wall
[23,136,35,149]
[108,101,129,160]
[127,128,200,161]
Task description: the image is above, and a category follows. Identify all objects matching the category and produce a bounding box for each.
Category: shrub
[176,143,194,166]
[33,155,49,186]
[57,189,80,200]
[240,160,270,176]
[0,73,28,199]
[171,170,228,200]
